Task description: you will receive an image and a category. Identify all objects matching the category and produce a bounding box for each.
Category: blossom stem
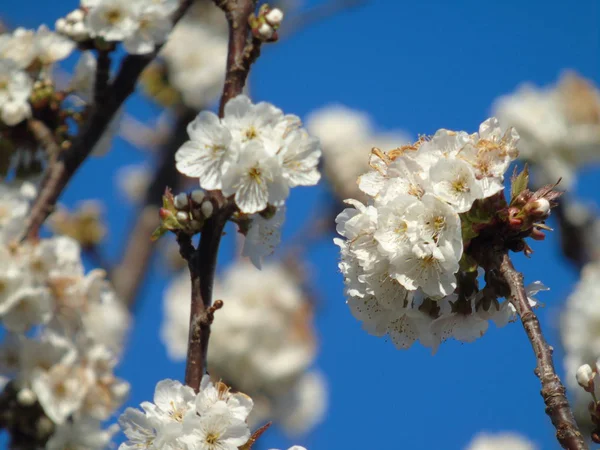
[215,0,261,117]
[23,0,195,241]
[496,251,587,449]
[180,202,236,392]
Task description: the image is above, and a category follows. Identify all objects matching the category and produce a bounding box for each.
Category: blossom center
[244,126,258,140]
[105,9,122,24]
[205,432,220,445]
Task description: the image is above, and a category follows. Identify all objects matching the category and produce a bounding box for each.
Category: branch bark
[23,0,194,241]
[495,252,587,450]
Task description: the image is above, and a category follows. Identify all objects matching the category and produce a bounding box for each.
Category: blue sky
[4,0,600,448]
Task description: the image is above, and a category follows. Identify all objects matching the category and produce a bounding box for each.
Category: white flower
[195,375,253,422]
[70,51,97,103]
[32,25,75,65]
[277,130,321,188]
[493,71,600,188]
[242,207,285,269]
[116,163,152,203]
[160,16,227,109]
[123,0,177,55]
[175,111,237,190]
[180,402,250,450]
[0,286,54,332]
[429,157,483,212]
[0,60,32,126]
[46,418,117,450]
[86,0,139,41]
[221,140,287,214]
[119,406,180,450]
[143,378,196,426]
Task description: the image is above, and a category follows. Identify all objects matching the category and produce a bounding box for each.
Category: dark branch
[493,252,588,450]
[23,0,195,241]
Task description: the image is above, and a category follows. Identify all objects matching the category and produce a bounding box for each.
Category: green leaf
[511,164,529,201]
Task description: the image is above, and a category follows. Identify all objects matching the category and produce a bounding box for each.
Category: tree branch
[216,0,260,116]
[23,0,195,241]
[495,252,587,450]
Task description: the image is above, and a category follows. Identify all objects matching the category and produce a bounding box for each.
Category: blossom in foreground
[0,25,74,69]
[118,377,252,449]
[306,104,411,201]
[176,94,321,215]
[161,262,326,434]
[494,71,600,188]
[335,118,553,351]
[0,59,33,126]
[0,182,130,441]
[466,432,537,450]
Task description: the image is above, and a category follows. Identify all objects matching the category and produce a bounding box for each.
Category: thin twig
[26,119,61,164]
[23,0,195,241]
[495,252,587,450]
[216,0,261,116]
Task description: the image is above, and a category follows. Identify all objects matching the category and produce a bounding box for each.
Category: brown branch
[26,119,61,164]
[493,252,587,449]
[23,0,195,241]
[216,0,261,116]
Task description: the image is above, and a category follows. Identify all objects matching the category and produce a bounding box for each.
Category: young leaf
[511,164,529,200]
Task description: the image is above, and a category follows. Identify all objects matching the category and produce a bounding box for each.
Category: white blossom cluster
[58,0,178,55]
[561,261,600,429]
[466,432,537,450]
[0,26,74,125]
[306,104,411,201]
[175,95,321,267]
[119,376,253,450]
[159,0,228,109]
[0,182,130,449]
[162,262,326,435]
[335,118,547,350]
[494,71,600,188]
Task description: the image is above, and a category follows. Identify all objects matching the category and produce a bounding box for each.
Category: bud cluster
[154,188,213,239]
[250,5,284,42]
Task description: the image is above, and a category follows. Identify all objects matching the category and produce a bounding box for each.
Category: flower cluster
[0,182,130,447]
[175,94,320,267]
[162,262,326,435]
[58,0,178,54]
[0,26,73,125]
[176,94,321,214]
[335,118,550,350]
[119,377,253,450]
[306,104,411,201]
[494,71,600,188]
[561,261,600,435]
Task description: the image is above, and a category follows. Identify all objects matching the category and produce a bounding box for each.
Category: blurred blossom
[561,261,600,431]
[115,163,152,204]
[0,182,130,442]
[159,1,228,109]
[306,104,411,201]
[465,432,537,450]
[161,261,326,434]
[494,71,600,188]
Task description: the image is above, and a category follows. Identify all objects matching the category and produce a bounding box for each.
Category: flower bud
[174,193,188,209]
[530,227,546,241]
[176,211,189,222]
[191,189,205,204]
[529,198,551,218]
[258,23,274,40]
[201,201,214,218]
[577,364,595,390]
[265,8,284,27]
[55,18,67,33]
